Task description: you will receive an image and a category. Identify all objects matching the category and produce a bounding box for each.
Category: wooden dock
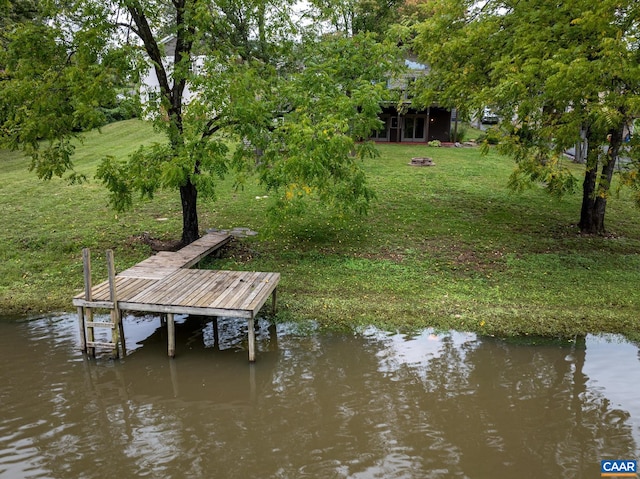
[72,232,280,362]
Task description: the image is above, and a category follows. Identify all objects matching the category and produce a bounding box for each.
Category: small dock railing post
[248,314,256,362]
[78,249,126,358]
[106,250,125,358]
[81,248,95,357]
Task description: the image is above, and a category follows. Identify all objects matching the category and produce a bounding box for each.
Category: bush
[452,126,467,142]
[477,127,502,145]
[428,140,442,147]
[99,97,140,125]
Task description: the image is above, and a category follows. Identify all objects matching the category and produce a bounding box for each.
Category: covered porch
[371,106,453,143]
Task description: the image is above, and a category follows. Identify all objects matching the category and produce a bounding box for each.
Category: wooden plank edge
[116,301,254,319]
[72,299,115,308]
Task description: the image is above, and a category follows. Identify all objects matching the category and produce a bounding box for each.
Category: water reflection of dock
[72,233,280,362]
[77,319,280,423]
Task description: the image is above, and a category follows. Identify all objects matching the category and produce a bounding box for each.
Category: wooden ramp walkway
[72,232,280,362]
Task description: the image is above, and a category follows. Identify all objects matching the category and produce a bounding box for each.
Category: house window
[372,116,390,140]
[403,116,426,140]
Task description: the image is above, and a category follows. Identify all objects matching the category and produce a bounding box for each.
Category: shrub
[452,126,467,142]
[477,127,502,145]
[99,97,140,125]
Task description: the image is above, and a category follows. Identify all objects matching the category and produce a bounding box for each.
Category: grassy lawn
[2,119,640,341]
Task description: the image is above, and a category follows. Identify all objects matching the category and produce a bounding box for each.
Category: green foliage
[193,31,399,220]
[0,6,132,183]
[617,136,640,207]
[507,155,578,198]
[1,0,401,243]
[477,127,502,146]
[453,125,466,142]
[307,0,403,37]
[95,155,133,211]
[25,138,75,180]
[95,134,231,211]
[411,0,640,231]
[99,97,140,125]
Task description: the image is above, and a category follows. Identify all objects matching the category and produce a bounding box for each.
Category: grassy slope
[1,120,639,341]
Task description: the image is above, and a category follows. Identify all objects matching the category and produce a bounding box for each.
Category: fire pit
[409,157,435,166]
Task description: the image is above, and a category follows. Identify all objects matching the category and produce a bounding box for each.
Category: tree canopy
[307,0,403,37]
[410,0,640,234]
[0,0,401,244]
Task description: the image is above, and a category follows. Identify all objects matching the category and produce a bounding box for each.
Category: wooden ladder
[78,249,125,358]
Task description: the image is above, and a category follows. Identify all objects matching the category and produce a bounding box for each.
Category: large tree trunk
[180,179,199,245]
[578,126,599,233]
[129,0,200,247]
[578,126,621,234]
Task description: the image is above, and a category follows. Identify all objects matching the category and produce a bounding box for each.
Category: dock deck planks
[73,232,279,361]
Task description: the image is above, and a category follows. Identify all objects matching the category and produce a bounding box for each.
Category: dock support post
[82,248,95,357]
[106,250,123,359]
[77,306,87,352]
[118,320,126,357]
[167,313,176,358]
[249,362,256,401]
[169,356,179,396]
[212,317,220,351]
[272,288,278,314]
[268,322,279,351]
[248,315,256,362]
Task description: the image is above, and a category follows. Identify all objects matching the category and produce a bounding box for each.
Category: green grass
[2,119,640,342]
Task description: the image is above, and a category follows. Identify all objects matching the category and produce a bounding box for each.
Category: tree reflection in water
[0,316,637,479]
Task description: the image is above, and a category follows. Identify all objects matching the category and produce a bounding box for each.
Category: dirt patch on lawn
[126,232,183,252]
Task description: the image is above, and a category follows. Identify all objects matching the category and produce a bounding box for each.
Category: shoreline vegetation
[2,119,639,342]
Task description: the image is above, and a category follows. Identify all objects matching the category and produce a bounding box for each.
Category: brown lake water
[0,314,638,478]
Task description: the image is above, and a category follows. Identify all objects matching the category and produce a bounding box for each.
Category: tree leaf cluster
[182,31,399,218]
[306,0,403,38]
[0,2,139,182]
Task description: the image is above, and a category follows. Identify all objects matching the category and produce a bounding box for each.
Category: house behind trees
[371,58,454,144]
